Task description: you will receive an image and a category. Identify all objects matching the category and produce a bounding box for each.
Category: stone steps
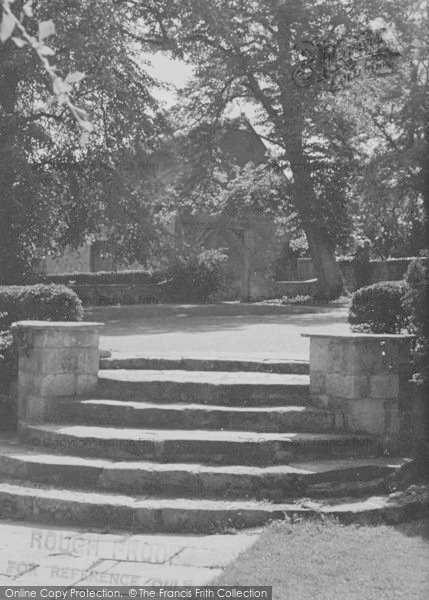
[100,356,309,374]
[20,423,381,465]
[97,370,310,406]
[52,399,338,433]
[0,447,405,500]
[7,321,418,534]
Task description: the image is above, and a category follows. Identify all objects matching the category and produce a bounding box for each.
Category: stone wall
[71,283,161,307]
[176,213,286,301]
[297,257,425,291]
[274,279,318,297]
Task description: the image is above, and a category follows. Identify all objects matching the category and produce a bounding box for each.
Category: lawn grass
[213,518,429,600]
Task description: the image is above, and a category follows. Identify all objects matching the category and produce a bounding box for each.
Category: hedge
[349,280,408,334]
[0,284,83,328]
[0,329,16,394]
[30,270,163,285]
[403,257,429,384]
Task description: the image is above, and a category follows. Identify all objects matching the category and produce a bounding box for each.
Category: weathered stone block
[79,348,100,375]
[38,349,79,374]
[336,339,397,375]
[18,349,43,374]
[309,371,326,394]
[63,333,99,348]
[18,393,48,423]
[325,339,344,373]
[309,340,331,371]
[335,399,400,446]
[20,345,99,376]
[39,373,78,397]
[31,330,68,349]
[76,374,98,395]
[369,374,399,398]
[325,373,369,399]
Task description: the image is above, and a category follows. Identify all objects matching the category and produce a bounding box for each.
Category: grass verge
[212,517,429,600]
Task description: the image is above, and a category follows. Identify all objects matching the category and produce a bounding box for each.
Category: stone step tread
[23,423,372,444]
[101,354,309,364]
[71,399,318,414]
[0,481,286,509]
[0,481,427,518]
[0,445,407,475]
[55,400,333,433]
[100,355,309,374]
[99,370,309,386]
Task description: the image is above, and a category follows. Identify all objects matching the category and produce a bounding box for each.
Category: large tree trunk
[285,138,344,299]
[304,226,344,299]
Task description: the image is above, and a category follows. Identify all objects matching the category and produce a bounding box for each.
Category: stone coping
[302,332,414,340]
[11,321,104,330]
[275,278,318,284]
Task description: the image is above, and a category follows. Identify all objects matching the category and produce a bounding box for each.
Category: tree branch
[21,111,66,124]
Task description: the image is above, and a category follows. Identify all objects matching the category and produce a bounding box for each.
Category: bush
[403,258,428,335]
[164,249,227,303]
[0,330,16,393]
[0,284,83,328]
[29,270,162,285]
[403,257,429,383]
[349,281,408,333]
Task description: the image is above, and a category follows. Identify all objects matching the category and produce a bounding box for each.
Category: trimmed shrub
[0,330,16,394]
[0,284,83,328]
[349,281,408,333]
[403,258,428,336]
[164,249,227,303]
[403,257,429,383]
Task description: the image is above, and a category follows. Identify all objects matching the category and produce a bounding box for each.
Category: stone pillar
[11,321,103,424]
[303,333,414,449]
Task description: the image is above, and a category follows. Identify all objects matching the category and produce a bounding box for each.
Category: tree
[0,0,169,283]
[134,0,427,297]
[123,0,354,297]
[325,0,428,257]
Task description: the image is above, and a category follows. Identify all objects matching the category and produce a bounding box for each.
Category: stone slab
[302,332,414,340]
[99,369,309,385]
[11,321,104,330]
[0,481,427,534]
[100,355,310,374]
[54,399,336,433]
[20,423,380,463]
[97,369,310,406]
[98,561,221,586]
[0,520,249,586]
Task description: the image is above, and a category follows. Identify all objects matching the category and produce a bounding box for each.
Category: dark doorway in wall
[90,241,115,272]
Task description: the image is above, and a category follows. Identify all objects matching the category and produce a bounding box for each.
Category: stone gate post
[303,332,414,450]
[11,321,103,424]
